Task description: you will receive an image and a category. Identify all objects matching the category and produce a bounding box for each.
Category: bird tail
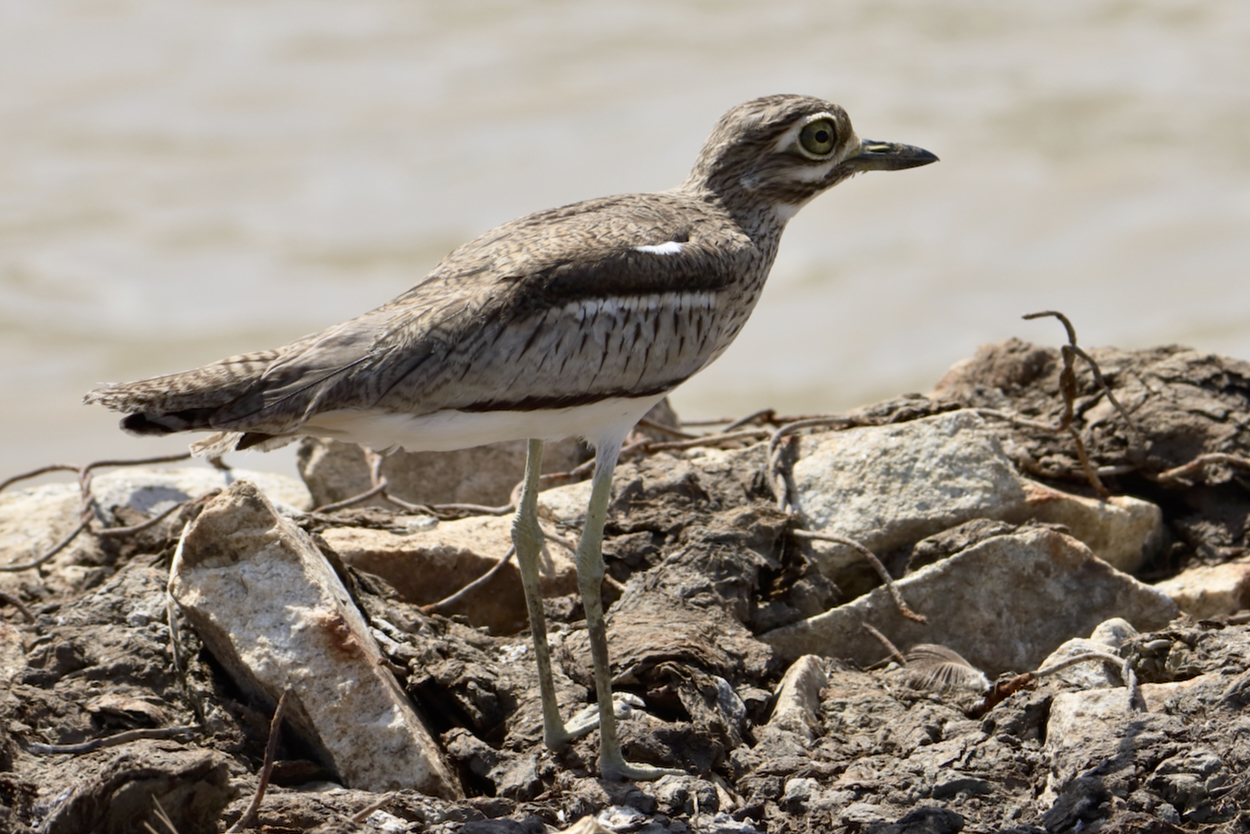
[84,349,292,456]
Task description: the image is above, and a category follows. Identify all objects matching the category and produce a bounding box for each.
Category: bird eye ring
[799,118,837,157]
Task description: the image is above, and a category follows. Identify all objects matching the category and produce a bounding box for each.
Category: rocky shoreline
[2,338,1249,833]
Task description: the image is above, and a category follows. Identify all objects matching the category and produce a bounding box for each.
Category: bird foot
[563,691,647,739]
[600,753,685,782]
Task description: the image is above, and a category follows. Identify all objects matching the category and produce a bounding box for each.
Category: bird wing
[89,192,755,439]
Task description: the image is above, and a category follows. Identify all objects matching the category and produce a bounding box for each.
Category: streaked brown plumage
[86,95,936,781]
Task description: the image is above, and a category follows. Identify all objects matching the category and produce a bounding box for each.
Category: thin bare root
[1023,310,1150,497]
[0,453,196,574]
[27,725,199,755]
[422,546,517,615]
[1156,453,1250,485]
[791,529,926,623]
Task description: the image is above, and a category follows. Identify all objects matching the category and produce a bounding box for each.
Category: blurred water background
[1,0,1247,478]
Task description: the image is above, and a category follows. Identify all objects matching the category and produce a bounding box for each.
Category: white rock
[170,481,460,797]
[1037,618,1139,690]
[763,655,828,744]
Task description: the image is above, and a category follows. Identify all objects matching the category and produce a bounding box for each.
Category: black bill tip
[850,139,939,172]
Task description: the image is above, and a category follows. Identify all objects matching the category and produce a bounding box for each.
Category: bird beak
[845,139,939,172]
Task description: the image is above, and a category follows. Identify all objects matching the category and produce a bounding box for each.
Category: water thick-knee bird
[86,94,936,781]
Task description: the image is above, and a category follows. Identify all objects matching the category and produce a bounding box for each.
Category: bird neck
[677,181,793,250]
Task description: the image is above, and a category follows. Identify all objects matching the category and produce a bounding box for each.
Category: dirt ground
[2,336,1249,833]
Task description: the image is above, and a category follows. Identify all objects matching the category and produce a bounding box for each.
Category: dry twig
[1155,452,1250,485]
[791,529,926,623]
[861,622,906,667]
[26,725,199,755]
[0,590,35,623]
[423,546,516,615]
[227,689,292,833]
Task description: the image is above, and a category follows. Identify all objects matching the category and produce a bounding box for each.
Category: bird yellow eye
[799,119,837,156]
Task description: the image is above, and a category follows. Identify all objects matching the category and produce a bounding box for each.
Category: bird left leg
[577,440,684,781]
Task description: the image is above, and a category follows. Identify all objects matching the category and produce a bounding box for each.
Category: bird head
[684,94,937,221]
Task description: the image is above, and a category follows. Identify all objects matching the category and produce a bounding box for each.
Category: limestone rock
[761,655,827,745]
[1016,482,1162,574]
[1040,675,1234,820]
[761,527,1177,675]
[91,466,313,516]
[320,514,577,635]
[791,411,1025,578]
[1037,618,1139,690]
[170,480,460,797]
[0,466,311,596]
[0,482,100,593]
[1154,559,1250,619]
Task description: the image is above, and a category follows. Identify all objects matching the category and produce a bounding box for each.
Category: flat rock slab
[170,480,460,797]
[321,515,577,635]
[762,527,1178,675]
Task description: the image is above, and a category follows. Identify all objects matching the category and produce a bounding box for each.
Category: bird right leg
[513,438,582,751]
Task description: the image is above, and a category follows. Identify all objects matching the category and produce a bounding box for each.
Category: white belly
[300,393,667,453]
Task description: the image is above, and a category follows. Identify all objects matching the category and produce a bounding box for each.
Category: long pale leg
[512,439,579,750]
[577,440,683,781]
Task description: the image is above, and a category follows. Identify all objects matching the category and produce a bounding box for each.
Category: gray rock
[789,410,1162,580]
[1039,675,1233,819]
[0,482,100,594]
[169,480,460,797]
[91,465,313,516]
[0,466,310,596]
[791,411,1026,578]
[761,527,1178,675]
